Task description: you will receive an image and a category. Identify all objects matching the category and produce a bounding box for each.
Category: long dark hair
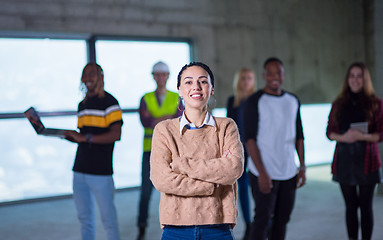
[332,62,379,124]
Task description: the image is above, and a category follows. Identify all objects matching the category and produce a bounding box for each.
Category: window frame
[0,33,194,203]
[0,33,194,119]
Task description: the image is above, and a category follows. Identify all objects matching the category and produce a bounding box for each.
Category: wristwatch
[85,134,93,143]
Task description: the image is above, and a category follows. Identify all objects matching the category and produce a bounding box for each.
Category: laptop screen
[24,107,45,134]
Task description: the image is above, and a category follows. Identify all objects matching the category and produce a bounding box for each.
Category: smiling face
[81,64,102,96]
[263,61,284,95]
[178,66,214,111]
[347,66,364,93]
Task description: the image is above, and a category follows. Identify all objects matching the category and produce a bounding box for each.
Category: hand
[296,168,306,188]
[258,173,273,194]
[170,161,177,172]
[141,109,151,118]
[223,150,232,157]
[342,129,363,143]
[64,130,86,143]
[169,158,182,174]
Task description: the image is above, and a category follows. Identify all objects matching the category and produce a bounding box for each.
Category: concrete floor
[0,165,382,240]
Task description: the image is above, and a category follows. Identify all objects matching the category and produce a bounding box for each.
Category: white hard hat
[152,61,169,73]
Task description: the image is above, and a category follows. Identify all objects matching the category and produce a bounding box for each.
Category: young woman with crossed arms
[150,62,244,240]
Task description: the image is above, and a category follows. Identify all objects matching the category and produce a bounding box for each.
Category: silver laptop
[24,107,72,138]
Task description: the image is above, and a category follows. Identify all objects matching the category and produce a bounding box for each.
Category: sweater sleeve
[150,122,215,197]
[171,119,244,186]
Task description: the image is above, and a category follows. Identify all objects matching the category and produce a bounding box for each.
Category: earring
[207,94,217,112]
[177,96,184,111]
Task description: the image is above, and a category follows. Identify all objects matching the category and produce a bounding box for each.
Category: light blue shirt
[179,111,216,134]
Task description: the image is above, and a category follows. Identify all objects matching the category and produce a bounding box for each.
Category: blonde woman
[150,62,244,240]
[226,68,256,240]
[326,62,383,240]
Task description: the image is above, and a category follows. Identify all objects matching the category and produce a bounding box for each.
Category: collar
[179,111,216,134]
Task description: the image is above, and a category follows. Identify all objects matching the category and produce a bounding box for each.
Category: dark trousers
[248,172,297,240]
[137,152,154,228]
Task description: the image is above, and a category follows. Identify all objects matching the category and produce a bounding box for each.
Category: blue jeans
[249,173,297,240]
[137,151,154,228]
[73,172,120,240]
[161,224,234,240]
[237,149,251,223]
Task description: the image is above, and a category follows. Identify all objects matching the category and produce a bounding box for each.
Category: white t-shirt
[245,90,304,180]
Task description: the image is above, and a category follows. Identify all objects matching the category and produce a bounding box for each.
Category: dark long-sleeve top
[326,97,383,175]
[226,96,246,143]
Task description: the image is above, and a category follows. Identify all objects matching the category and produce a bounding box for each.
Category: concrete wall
[373,0,383,96]
[0,0,376,106]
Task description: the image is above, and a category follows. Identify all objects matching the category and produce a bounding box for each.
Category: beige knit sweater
[150,116,244,228]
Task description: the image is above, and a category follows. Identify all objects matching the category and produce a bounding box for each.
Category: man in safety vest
[137,61,183,240]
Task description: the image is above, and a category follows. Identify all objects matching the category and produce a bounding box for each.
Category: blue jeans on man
[73,172,120,240]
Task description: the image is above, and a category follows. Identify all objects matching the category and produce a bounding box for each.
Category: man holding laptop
[64,63,123,240]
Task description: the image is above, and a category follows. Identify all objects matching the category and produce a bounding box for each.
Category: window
[299,104,336,165]
[0,38,87,112]
[95,39,191,190]
[0,37,87,202]
[0,37,191,202]
[1,37,333,203]
[96,40,191,108]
